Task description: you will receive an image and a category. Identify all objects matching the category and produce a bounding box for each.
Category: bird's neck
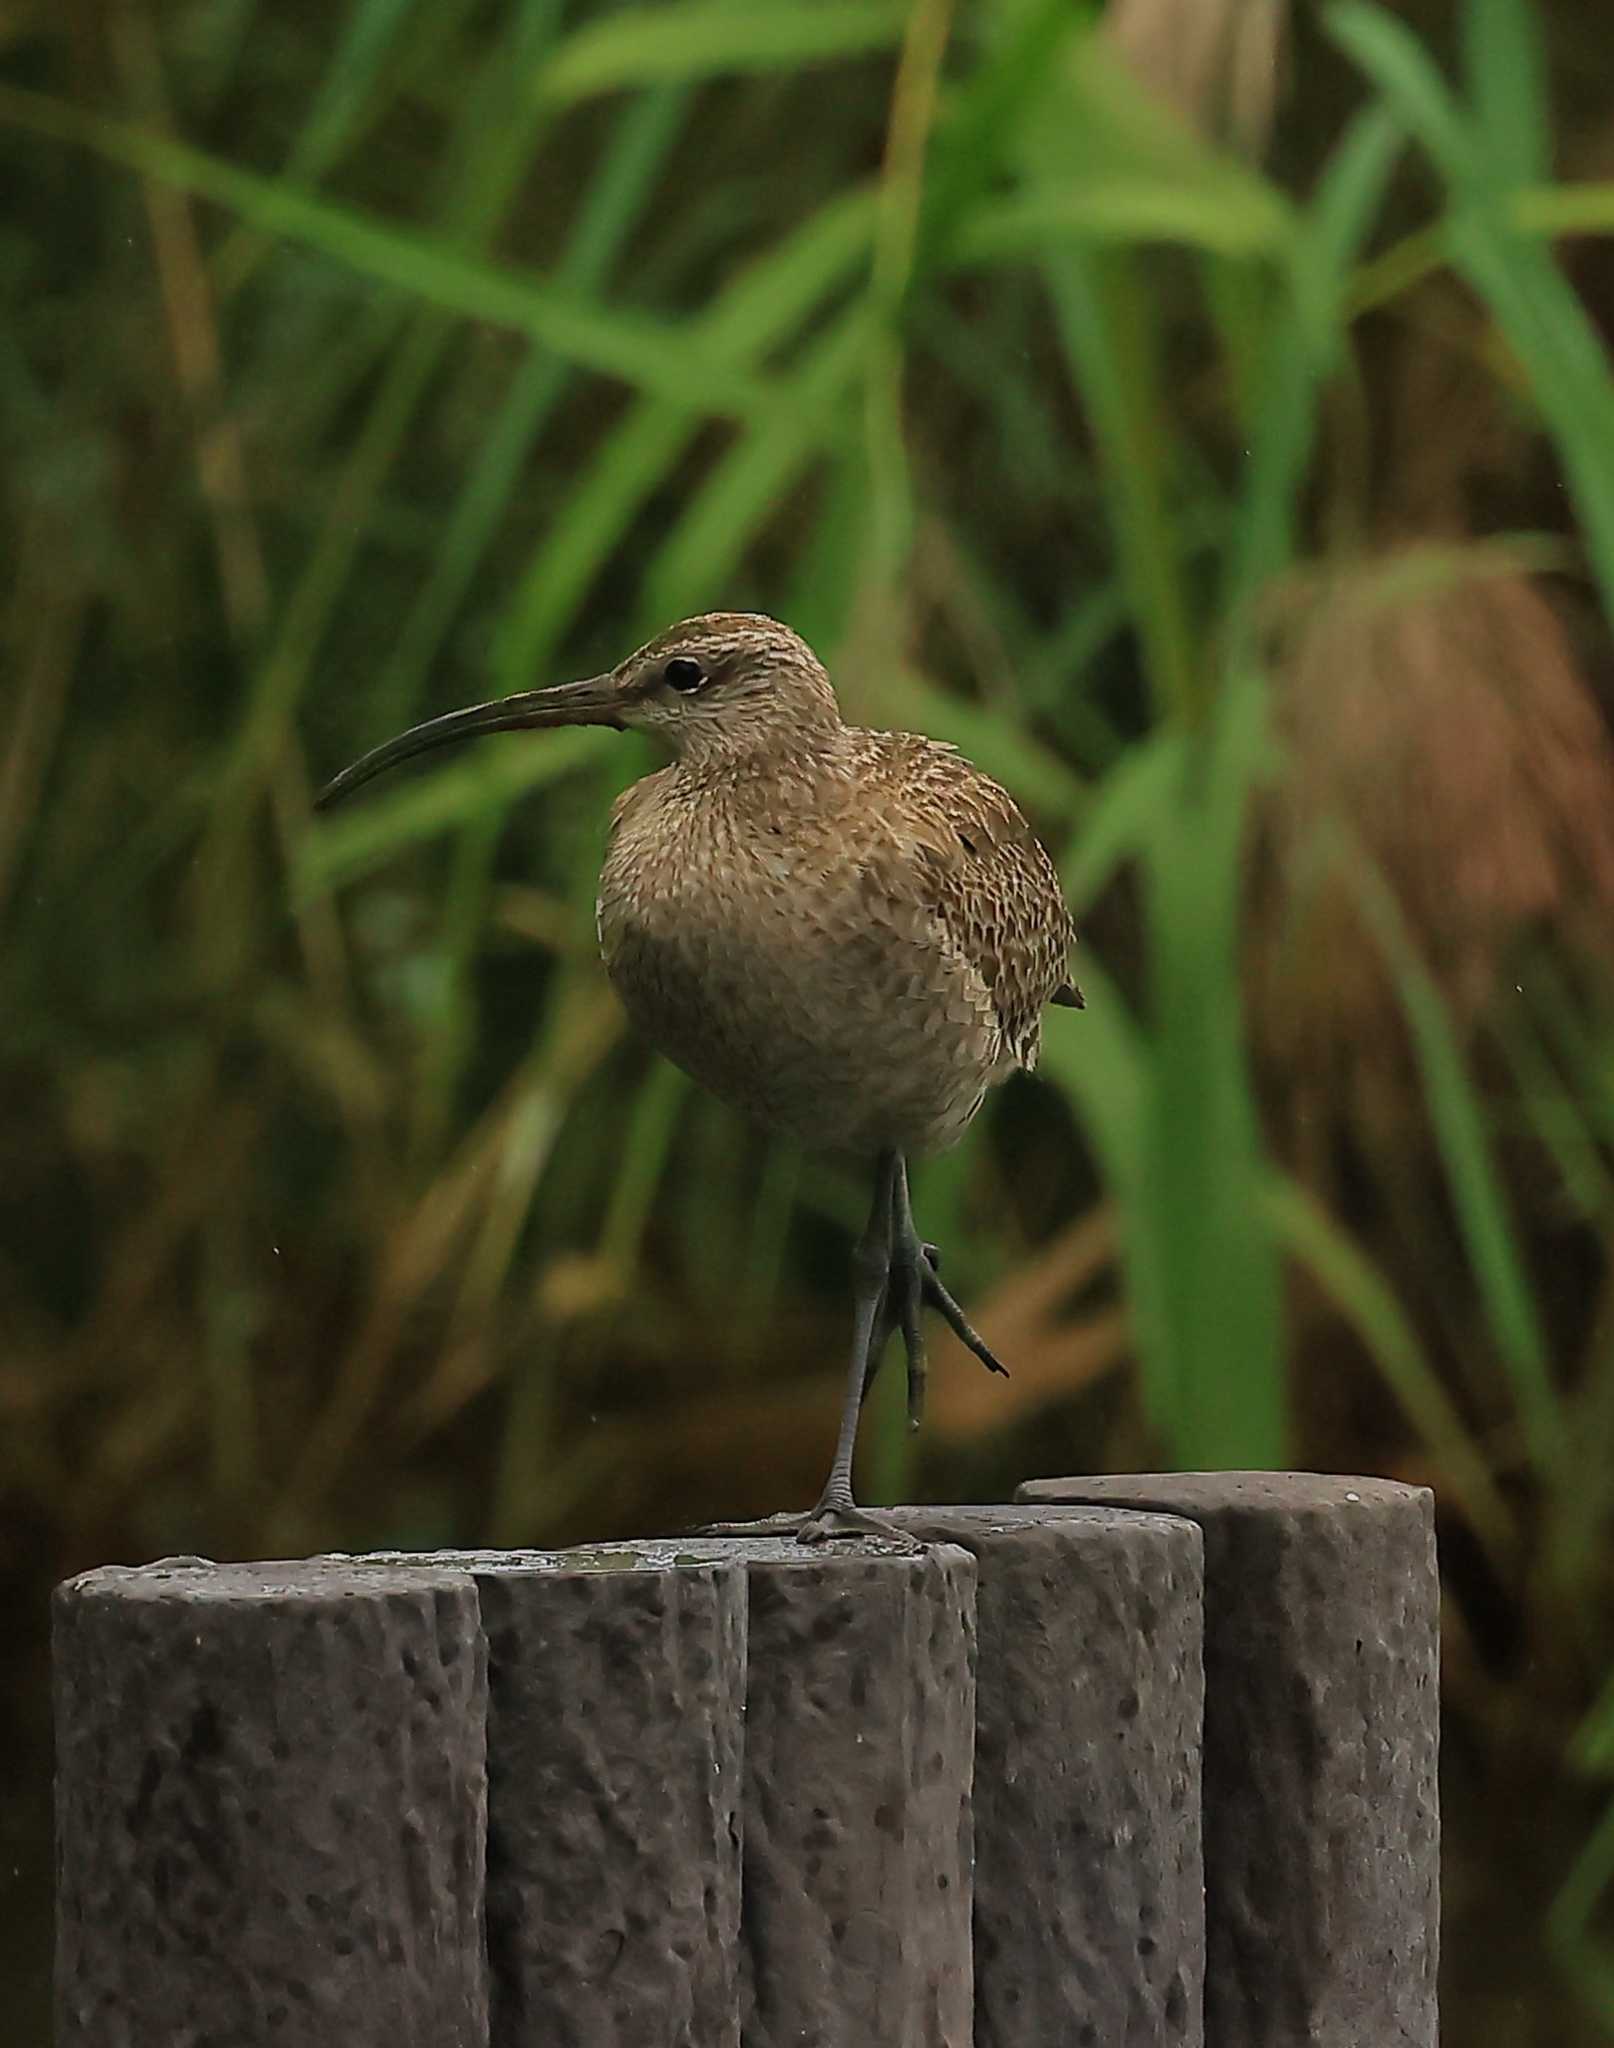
[667,717,853,792]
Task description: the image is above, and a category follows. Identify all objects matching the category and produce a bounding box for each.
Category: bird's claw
[916,1255,1009,1378]
[796,1502,921,1550]
[691,1507,920,1550]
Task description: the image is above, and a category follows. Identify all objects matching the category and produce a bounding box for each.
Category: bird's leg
[696,1153,912,1546]
[796,1149,910,1545]
[879,1160,930,1433]
[798,1154,1008,1542]
[704,1153,1006,1547]
[859,1268,900,1406]
[855,1185,946,1429]
[892,1156,1009,1384]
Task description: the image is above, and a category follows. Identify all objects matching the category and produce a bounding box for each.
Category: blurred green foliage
[7,0,1614,2037]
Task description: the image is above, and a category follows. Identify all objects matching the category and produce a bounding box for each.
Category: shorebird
[316,614,1080,1540]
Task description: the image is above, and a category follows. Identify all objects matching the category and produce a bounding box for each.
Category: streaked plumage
[315,610,1080,1537]
[598,650,1079,1158]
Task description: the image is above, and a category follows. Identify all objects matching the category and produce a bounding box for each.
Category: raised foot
[916,1247,1009,1379]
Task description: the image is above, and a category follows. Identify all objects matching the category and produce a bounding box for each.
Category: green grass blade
[1060,727,1185,909]
[956,179,1291,260]
[642,309,870,622]
[0,84,776,418]
[1043,247,1200,728]
[1049,682,1284,1466]
[495,189,878,681]
[266,0,423,190]
[599,1061,691,1268]
[1262,1172,1515,1553]
[214,0,430,292]
[1292,103,1405,347]
[1331,0,1614,698]
[1344,845,1568,1481]
[918,0,1087,260]
[1464,0,1549,188]
[1224,103,1402,631]
[295,728,613,894]
[1037,956,1146,1191]
[1326,4,1472,175]
[221,0,572,835]
[1549,1794,1614,2020]
[1140,673,1286,1465]
[1518,183,1614,234]
[1018,28,1296,251]
[537,2,905,100]
[368,85,690,735]
[1036,958,1164,1443]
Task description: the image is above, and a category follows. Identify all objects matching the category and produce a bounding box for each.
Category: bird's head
[314,612,843,809]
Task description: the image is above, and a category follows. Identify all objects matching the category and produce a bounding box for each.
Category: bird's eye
[663,656,706,693]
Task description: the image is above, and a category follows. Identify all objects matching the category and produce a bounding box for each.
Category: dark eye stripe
[664,656,705,692]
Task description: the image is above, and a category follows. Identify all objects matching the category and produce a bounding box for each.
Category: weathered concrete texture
[660,1537,977,2048]
[390,1547,748,2048]
[890,1506,1204,2048]
[1019,1474,1439,2048]
[54,1557,488,2048]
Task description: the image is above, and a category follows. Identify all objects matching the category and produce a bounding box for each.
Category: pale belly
[596,886,1004,1159]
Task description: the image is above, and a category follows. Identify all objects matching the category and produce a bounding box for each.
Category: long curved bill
[314,675,623,810]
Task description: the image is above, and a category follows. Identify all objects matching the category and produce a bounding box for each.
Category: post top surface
[1017,1471,1432,1514]
[53,1536,983,1605]
[885,1501,1201,1538]
[359,1538,968,1573]
[55,1555,479,1606]
[615,1534,977,1574]
[349,1544,746,1577]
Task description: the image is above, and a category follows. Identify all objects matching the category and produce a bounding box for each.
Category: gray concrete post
[54,1558,489,2048]
[364,1547,748,2048]
[890,1505,1205,2048]
[1018,1472,1440,2048]
[651,1536,977,2048]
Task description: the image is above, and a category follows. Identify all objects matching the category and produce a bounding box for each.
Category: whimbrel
[316,614,1081,1540]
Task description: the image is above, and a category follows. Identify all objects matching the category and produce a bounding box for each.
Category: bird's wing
[854,734,1079,1070]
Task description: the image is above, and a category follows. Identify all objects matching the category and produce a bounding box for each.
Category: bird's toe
[795,1504,921,1550]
